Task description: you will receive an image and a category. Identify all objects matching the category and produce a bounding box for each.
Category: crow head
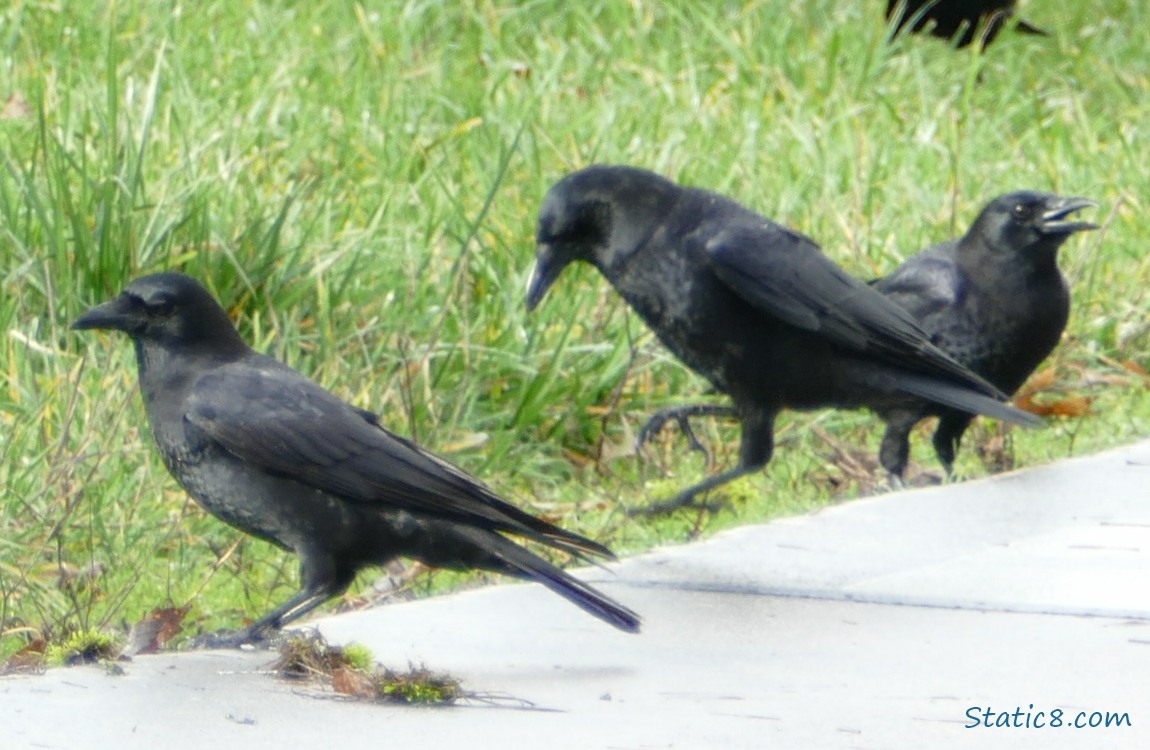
[526,165,677,311]
[973,191,1098,260]
[72,272,245,353]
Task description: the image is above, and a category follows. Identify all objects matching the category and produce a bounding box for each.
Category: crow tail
[893,371,1041,426]
[477,532,641,633]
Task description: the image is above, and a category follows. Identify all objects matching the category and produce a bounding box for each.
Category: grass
[2,0,1149,656]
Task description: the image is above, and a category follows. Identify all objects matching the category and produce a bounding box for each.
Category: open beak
[71,294,140,334]
[525,243,563,312]
[1040,197,1099,235]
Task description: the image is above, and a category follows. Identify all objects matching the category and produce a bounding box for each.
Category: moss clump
[377,667,462,705]
[272,632,461,705]
[45,630,119,667]
[341,642,375,673]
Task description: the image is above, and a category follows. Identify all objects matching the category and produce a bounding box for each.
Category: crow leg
[932,411,974,476]
[245,589,336,636]
[629,411,774,517]
[637,404,736,460]
[627,463,760,517]
[878,410,920,483]
[239,553,358,641]
[189,586,342,650]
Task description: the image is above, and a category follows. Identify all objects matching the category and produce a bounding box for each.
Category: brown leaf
[121,606,189,657]
[332,666,376,698]
[1016,394,1093,418]
[1014,393,1040,414]
[1016,366,1058,398]
[2,639,47,675]
[1047,396,1093,417]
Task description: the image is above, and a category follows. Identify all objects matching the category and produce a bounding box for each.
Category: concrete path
[5,440,1150,749]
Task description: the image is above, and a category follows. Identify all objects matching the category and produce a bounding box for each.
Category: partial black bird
[525,165,1039,514]
[886,0,1048,49]
[72,272,640,641]
[871,191,1097,480]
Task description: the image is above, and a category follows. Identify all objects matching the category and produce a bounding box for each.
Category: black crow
[872,191,1097,479]
[525,165,1038,514]
[886,0,1048,49]
[72,272,640,641]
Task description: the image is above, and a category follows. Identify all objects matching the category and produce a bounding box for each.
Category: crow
[886,0,1048,49]
[72,272,640,642]
[525,165,1039,514]
[871,191,1097,479]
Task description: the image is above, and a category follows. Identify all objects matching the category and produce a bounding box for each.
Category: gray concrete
[5,440,1150,749]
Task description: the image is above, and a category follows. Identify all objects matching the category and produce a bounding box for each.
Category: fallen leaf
[121,606,189,657]
[1023,366,1058,394]
[2,638,47,675]
[332,666,376,697]
[1016,394,1093,418]
[1048,396,1093,417]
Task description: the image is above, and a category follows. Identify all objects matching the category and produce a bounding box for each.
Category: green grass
[3,0,1149,655]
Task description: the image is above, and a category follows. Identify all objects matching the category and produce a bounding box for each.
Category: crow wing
[702,224,1041,424]
[184,356,612,559]
[703,222,1000,395]
[871,243,964,323]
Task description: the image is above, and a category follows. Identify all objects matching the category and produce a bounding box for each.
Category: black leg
[194,554,355,648]
[629,412,775,517]
[626,463,760,517]
[188,587,337,650]
[932,412,974,475]
[246,588,337,634]
[878,409,922,483]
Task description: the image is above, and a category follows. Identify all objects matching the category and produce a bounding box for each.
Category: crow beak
[525,243,563,312]
[71,294,141,334]
[1040,197,1099,235]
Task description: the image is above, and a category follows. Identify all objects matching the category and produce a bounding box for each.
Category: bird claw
[637,412,710,459]
[636,405,734,464]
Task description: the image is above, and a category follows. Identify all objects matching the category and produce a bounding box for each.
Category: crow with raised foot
[525,166,1039,515]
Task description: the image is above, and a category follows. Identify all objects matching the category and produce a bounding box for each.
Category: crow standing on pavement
[886,0,1048,49]
[525,165,1039,514]
[72,273,640,641]
[871,192,1097,480]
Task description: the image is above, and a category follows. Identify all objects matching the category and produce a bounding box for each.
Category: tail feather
[893,371,1041,426]
[484,533,641,633]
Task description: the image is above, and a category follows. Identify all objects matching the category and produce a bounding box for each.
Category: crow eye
[1012,203,1031,220]
[145,298,175,317]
